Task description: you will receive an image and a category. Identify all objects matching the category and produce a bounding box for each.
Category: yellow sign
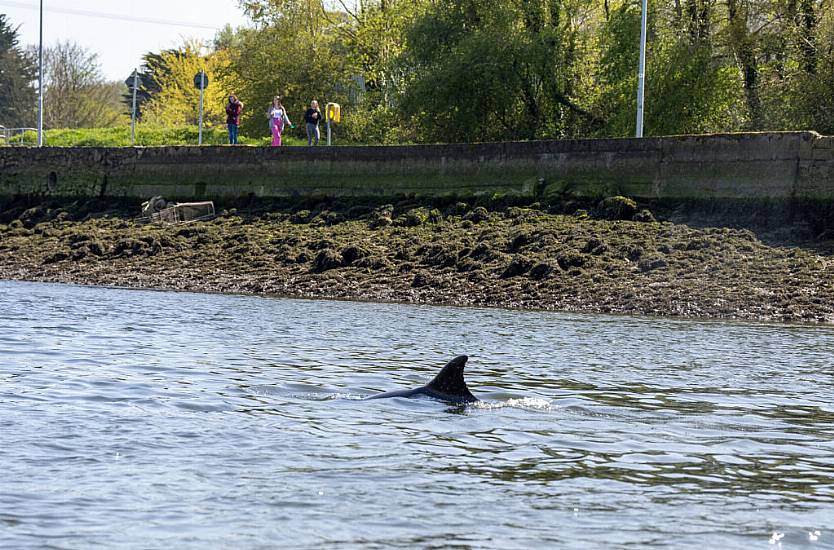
[326,103,341,124]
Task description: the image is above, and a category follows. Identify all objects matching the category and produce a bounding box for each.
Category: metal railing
[0,126,37,145]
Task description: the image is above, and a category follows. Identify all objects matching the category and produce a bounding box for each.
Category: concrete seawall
[1,132,832,205]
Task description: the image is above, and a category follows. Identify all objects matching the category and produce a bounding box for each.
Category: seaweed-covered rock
[627,246,644,261]
[71,248,88,261]
[112,238,147,257]
[470,242,495,261]
[354,256,390,270]
[398,207,431,227]
[421,246,457,268]
[581,238,607,255]
[369,204,394,228]
[638,257,668,272]
[0,206,26,224]
[341,245,368,265]
[506,206,526,219]
[290,210,313,224]
[411,272,431,288]
[346,205,373,219]
[456,258,481,272]
[313,210,345,226]
[529,262,555,280]
[632,209,657,223]
[450,202,470,215]
[19,206,49,228]
[275,244,294,261]
[176,226,206,239]
[686,238,712,250]
[509,232,531,252]
[500,256,534,279]
[43,251,69,264]
[87,241,105,257]
[312,249,343,272]
[464,206,490,224]
[310,238,336,251]
[557,251,586,270]
[593,196,638,221]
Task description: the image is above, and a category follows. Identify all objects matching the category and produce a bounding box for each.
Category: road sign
[193,71,209,90]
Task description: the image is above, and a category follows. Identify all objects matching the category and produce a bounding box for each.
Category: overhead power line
[0,0,224,30]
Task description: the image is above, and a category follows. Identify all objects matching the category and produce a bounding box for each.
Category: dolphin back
[364,355,478,403]
[424,355,477,403]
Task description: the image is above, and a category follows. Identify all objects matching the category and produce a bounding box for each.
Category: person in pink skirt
[267,96,292,147]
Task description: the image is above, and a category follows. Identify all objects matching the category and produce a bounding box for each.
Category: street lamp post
[37,0,44,147]
[635,0,648,138]
[130,70,138,146]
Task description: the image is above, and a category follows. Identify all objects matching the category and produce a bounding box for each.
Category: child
[225,94,244,145]
[267,96,292,147]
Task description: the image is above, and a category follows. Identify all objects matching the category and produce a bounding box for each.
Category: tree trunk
[725,0,763,129]
[798,0,817,74]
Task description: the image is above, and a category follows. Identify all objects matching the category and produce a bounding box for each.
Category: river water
[1,280,832,549]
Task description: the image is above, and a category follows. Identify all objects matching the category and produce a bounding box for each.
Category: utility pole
[37,0,44,147]
[635,0,648,138]
[192,71,208,145]
[130,69,139,146]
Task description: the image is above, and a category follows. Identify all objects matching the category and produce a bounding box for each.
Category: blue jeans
[306,123,320,146]
[228,124,239,144]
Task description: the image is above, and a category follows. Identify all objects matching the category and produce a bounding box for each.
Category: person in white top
[267,96,292,147]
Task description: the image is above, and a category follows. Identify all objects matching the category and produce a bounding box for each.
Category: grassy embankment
[3,126,307,147]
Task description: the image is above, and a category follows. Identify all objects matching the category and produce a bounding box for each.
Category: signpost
[325,103,340,146]
[636,0,648,137]
[193,71,209,145]
[126,70,139,146]
[37,0,44,147]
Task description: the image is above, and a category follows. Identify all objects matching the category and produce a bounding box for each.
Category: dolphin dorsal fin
[425,355,476,402]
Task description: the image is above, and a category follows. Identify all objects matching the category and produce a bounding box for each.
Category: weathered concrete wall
[1,132,832,204]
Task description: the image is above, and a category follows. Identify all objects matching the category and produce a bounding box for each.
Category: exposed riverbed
[0,198,832,323]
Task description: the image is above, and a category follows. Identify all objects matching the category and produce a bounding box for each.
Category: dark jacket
[226,101,243,125]
[304,108,322,127]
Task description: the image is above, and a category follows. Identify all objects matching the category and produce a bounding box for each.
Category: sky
[0,0,250,81]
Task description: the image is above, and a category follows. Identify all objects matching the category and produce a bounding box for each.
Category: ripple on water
[0,280,833,549]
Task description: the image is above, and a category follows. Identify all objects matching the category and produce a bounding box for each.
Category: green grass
[3,126,307,147]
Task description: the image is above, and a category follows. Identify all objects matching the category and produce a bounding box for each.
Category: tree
[397,0,604,142]
[0,14,37,128]
[140,41,240,127]
[42,41,127,128]
[591,0,743,137]
[231,1,356,138]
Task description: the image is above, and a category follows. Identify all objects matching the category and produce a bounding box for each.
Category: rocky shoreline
[1,197,833,323]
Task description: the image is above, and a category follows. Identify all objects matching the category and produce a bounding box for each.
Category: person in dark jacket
[225,94,244,145]
[304,100,322,146]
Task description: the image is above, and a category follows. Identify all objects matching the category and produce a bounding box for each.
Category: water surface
[1,280,832,548]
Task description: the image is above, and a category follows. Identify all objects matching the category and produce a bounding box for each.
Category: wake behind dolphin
[365,355,478,404]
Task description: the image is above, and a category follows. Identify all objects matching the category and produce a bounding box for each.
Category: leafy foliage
[140,42,240,128]
[0,15,37,128]
[229,1,356,139]
[8,0,834,143]
[42,41,128,129]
